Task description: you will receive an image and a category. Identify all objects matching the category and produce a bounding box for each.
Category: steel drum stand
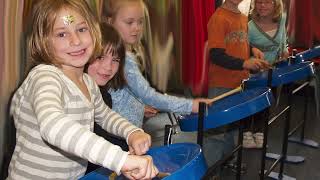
[287,78,319,148]
[260,67,317,180]
[197,103,270,180]
[255,68,297,180]
[262,84,297,180]
[199,103,247,180]
[288,48,320,147]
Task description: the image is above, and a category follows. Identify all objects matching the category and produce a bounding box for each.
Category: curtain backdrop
[287,0,320,48]
[181,0,214,96]
[0,0,24,177]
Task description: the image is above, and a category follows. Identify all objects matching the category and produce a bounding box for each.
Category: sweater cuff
[101,145,129,175]
[126,128,144,144]
[115,151,129,175]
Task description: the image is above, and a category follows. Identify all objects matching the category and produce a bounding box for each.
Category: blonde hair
[102,0,150,73]
[250,0,283,22]
[28,0,101,68]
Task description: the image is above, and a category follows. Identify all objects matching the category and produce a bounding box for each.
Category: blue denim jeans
[203,87,238,167]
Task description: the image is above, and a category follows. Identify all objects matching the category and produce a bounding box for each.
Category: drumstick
[157,172,171,178]
[208,86,242,104]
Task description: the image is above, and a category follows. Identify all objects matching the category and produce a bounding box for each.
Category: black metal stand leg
[288,80,319,148]
[236,122,244,180]
[279,89,292,178]
[260,110,269,180]
[266,84,305,165]
[268,85,296,180]
[197,103,206,147]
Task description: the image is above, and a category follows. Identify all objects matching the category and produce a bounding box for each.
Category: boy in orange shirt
[205,0,270,172]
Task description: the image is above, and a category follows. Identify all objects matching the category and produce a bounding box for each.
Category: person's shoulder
[126,52,136,61]
[29,64,62,79]
[281,13,287,19]
[208,8,226,25]
[210,7,225,18]
[280,13,287,23]
[31,64,57,72]
[125,52,138,66]
[239,13,248,20]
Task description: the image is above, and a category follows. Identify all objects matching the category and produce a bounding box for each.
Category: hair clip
[62,15,75,25]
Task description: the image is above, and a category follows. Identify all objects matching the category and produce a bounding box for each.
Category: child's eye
[138,19,144,25]
[78,27,88,32]
[57,32,66,37]
[125,21,133,25]
[112,58,120,62]
[96,56,104,60]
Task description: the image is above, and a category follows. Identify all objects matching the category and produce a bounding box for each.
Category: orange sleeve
[207,12,227,50]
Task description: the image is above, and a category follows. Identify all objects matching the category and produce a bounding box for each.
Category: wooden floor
[144,87,320,180]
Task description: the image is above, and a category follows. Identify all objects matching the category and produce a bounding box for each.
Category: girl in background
[86,22,143,166]
[8,0,158,179]
[102,0,211,128]
[249,0,288,64]
[245,0,288,148]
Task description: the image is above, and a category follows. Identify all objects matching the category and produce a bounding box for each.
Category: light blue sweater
[248,14,288,64]
[109,52,193,127]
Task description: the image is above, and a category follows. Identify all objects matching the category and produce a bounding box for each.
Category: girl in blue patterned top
[102,0,211,128]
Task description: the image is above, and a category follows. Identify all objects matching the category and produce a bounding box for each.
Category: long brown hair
[86,22,127,90]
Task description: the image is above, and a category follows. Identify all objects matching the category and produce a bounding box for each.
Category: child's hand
[128,131,151,155]
[121,154,159,180]
[252,47,265,60]
[144,106,158,118]
[280,52,289,60]
[243,58,271,71]
[191,98,212,113]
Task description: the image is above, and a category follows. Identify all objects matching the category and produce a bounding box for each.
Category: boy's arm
[208,12,246,70]
[209,48,245,70]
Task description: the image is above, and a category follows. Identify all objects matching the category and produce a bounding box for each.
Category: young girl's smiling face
[88,45,120,86]
[50,8,93,70]
[111,1,144,46]
[255,0,275,18]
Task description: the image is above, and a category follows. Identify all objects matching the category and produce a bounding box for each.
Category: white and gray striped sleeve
[31,72,128,174]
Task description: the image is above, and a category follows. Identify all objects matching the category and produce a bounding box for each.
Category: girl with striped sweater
[8,0,158,179]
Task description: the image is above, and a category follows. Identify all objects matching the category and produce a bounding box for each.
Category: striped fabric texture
[8,64,140,180]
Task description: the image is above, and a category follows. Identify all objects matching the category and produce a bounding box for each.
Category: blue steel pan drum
[295,45,320,63]
[243,61,314,89]
[80,143,207,180]
[179,87,273,132]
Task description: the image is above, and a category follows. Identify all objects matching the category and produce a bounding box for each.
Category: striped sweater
[8,65,140,180]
